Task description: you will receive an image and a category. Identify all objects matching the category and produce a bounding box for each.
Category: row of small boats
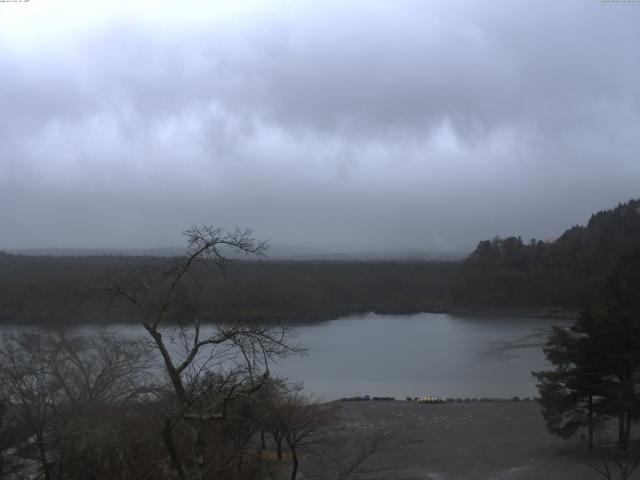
[341,395,531,403]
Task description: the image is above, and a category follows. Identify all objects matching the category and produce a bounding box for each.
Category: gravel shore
[330,400,594,480]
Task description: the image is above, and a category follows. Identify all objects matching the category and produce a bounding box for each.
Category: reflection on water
[271,312,567,400]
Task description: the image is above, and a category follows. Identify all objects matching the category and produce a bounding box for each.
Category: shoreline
[446,305,578,320]
[321,400,591,480]
[0,305,578,326]
[339,396,535,403]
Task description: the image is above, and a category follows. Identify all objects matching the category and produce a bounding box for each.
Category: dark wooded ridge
[0,198,638,325]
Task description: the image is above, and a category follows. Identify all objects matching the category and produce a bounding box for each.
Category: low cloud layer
[1,0,638,254]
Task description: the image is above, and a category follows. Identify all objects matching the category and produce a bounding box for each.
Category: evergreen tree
[596,255,640,446]
[534,253,640,448]
[533,307,603,449]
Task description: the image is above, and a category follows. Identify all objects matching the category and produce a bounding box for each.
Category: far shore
[446,305,578,321]
[0,305,578,327]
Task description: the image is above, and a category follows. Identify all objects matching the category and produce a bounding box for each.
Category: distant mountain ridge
[7,245,463,262]
[7,247,187,257]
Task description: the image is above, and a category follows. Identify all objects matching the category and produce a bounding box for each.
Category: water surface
[1,312,565,401]
[271,312,564,400]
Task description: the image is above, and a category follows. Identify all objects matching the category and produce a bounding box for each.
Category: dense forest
[0,255,457,324]
[0,199,638,325]
[453,199,640,308]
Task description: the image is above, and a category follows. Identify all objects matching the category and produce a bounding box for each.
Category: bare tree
[46,330,155,410]
[260,389,338,480]
[106,225,301,480]
[0,399,5,478]
[0,331,62,480]
[0,329,157,480]
[305,428,396,480]
[258,387,395,480]
[253,378,290,461]
[582,442,640,480]
[283,395,337,480]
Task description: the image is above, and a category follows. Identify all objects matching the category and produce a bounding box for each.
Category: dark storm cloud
[0,0,638,253]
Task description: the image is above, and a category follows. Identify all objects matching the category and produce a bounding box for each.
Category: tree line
[454,199,640,308]
[1,199,638,325]
[0,253,456,325]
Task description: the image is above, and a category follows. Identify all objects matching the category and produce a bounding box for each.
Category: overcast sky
[0,0,638,254]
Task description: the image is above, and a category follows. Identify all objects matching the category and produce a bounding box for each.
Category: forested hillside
[453,199,640,307]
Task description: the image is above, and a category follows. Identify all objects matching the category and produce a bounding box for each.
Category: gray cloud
[0,0,638,254]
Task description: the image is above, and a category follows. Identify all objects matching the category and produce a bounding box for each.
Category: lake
[0,312,566,401]
[271,312,565,401]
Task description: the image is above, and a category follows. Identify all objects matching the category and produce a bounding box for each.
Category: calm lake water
[271,312,565,401]
[1,312,566,401]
